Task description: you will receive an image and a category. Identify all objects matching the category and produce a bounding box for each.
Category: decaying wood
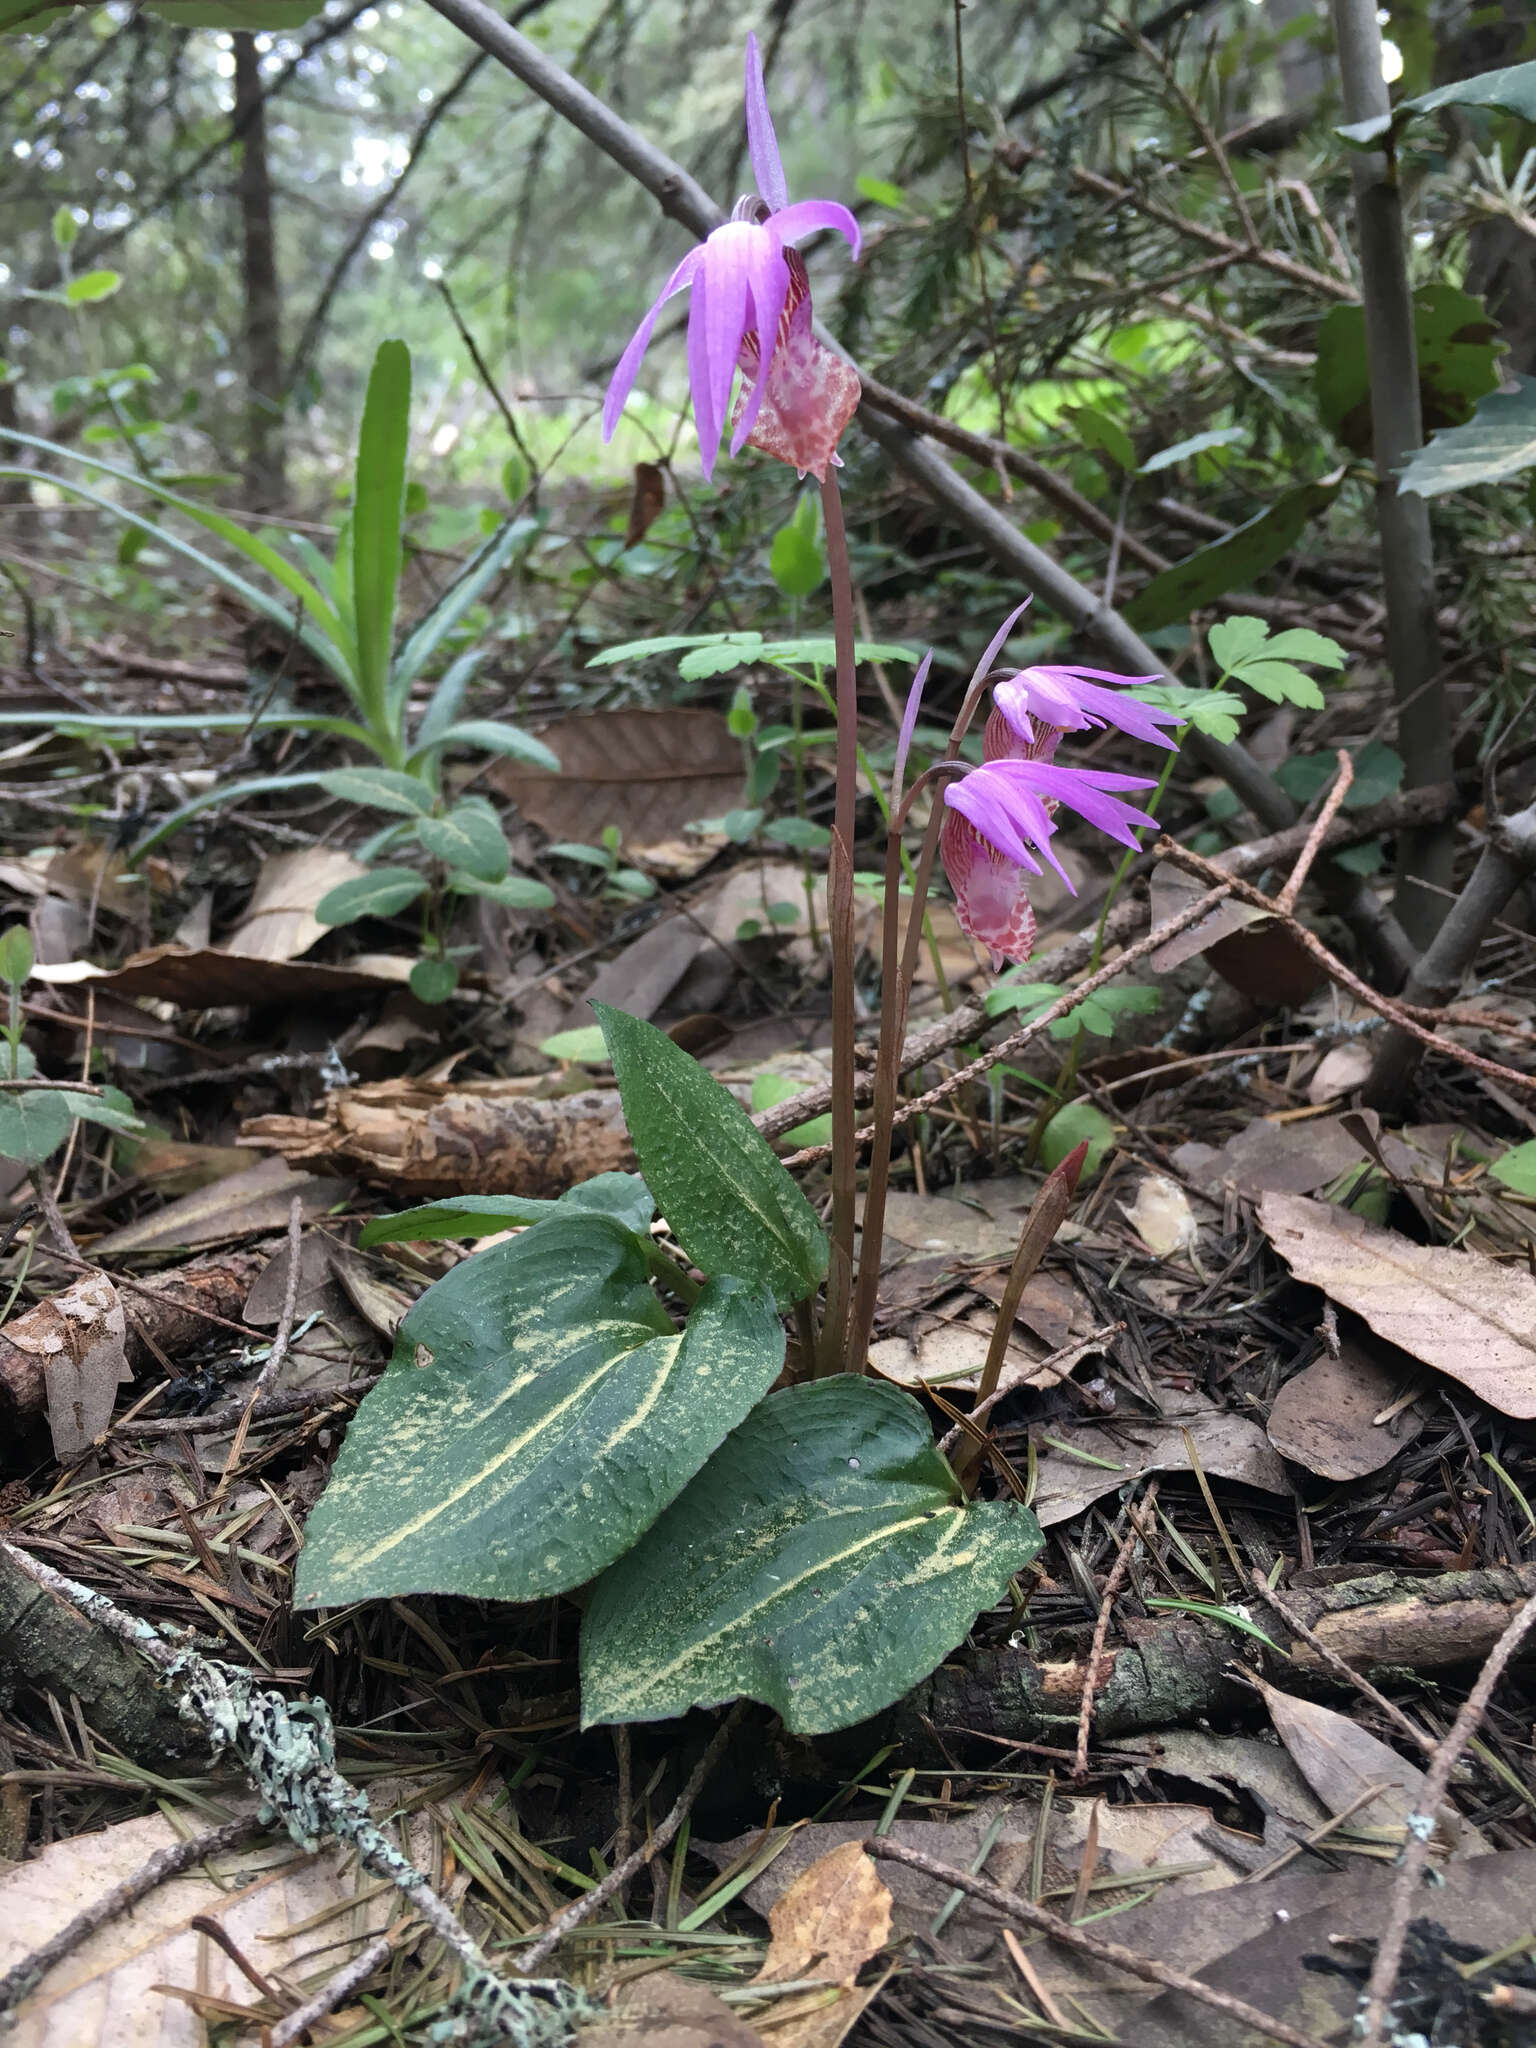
[901,1563,1536,1754]
[0,1545,197,1765]
[241,1077,634,1196]
[0,1249,266,1428]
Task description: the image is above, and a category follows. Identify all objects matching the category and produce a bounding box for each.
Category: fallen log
[240,1077,634,1197]
[899,1562,1536,1755]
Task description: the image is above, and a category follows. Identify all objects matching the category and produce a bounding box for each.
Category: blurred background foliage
[0,0,1533,714]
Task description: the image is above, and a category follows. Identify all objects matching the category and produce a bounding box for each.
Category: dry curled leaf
[2,1270,129,1460]
[1030,1406,1288,1527]
[223,847,367,962]
[1253,1675,1483,1853]
[624,461,666,548]
[755,1841,891,1989]
[1259,1190,1536,1418]
[1120,1173,1199,1258]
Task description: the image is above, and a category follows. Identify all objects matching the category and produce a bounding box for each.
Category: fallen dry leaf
[90,1156,352,1256]
[491,707,743,848]
[1030,1406,1288,1527]
[1175,1114,1409,1201]
[754,1841,891,1989]
[868,1310,1070,1398]
[1031,1848,1536,2043]
[0,1810,392,2047]
[30,946,410,1007]
[1266,1339,1424,1479]
[4,1270,130,1459]
[1146,857,1267,972]
[1254,1676,1483,1853]
[1259,1190,1536,1418]
[704,1799,1260,1969]
[1120,1173,1199,1258]
[223,847,367,962]
[1307,1041,1374,1104]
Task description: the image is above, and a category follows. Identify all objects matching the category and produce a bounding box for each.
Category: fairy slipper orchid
[989,663,1183,760]
[941,760,1161,967]
[602,34,862,480]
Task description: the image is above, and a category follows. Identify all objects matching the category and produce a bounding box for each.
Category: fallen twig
[1158,839,1536,1096]
[754,783,1460,1145]
[216,1197,303,1477]
[517,1702,746,1975]
[1356,1588,1536,2046]
[788,874,1236,1163]
[1248,1569,1436,1760]
[0,1542,584,2043]
[1276,750,1353,915]
[865,1837,1332,2048]
[1075,1483,1159,1776]
[269,1927,399,2047]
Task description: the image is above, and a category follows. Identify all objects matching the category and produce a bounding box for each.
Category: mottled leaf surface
[594,1002,827,1309]
[359,1170,654,1246]
[295,1211,783,1607]
[581,1377,1043,1733]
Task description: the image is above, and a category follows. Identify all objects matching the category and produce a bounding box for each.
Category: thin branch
[0,1813,264,2015]
[866,1838,1332,2048]
[751,780,1456,1147]
[518,1703,745,1974]
[1357,1590,1536,2045]
[1075,1483,1159,1774]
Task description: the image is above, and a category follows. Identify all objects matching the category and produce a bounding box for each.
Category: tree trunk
[233,32,287,511]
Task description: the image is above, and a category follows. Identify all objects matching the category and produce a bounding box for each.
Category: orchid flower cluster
[604,36,1181,978]
[935,658,1179,967]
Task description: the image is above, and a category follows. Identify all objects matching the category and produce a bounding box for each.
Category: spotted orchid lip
[603,36,860,479]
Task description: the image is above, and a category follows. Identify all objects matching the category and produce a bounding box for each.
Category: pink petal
[941,810,1038,968]
[943,771,1054,880]
[1039,664,1162,686]
[967,597,1034,698]
[766,199,862,260]
[731,236,792,455]
[744,33,789,214]
[603,245,705,441]
[892,650,933,799]
[686,263,723,476]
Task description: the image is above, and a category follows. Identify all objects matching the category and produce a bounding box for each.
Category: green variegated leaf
[315,867,425,926]
[416,803,509,881]
[593,1002,827,1310]
[359,1171,654,1247]
[294,1211,783,1608]
[581,1377,1043,1734]
[317,768,435,816]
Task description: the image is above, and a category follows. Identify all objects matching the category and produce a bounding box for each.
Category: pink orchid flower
[912,621,1176,969]
[987,664,1183,763]
[602,35,862,480]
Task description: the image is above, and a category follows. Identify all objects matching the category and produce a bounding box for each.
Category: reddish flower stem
[815,468,860,1375]
[843,665,994,1376]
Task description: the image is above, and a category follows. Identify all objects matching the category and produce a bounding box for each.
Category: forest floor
[2,591,1536,2048]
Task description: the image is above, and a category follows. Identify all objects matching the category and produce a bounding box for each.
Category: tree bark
[1330,0,1455,949]
[233,31,286,511]
[897,1561,1536,1757]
